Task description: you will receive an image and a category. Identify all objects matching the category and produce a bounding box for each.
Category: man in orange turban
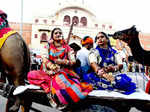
[76,36,94,79]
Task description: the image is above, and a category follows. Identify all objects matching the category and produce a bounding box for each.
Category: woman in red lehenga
[27,28,93,109]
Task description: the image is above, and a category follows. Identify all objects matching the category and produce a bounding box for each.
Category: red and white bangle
[97,69,105,77]
[46,61,50,66]
[64,59,69,65]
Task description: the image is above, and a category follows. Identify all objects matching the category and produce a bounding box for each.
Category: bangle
[101,73,106,78]
[45,60,50,66]
[49,64,56,70]
[64,59,69,65]
[96,67,101,74]
[114,66,118,72]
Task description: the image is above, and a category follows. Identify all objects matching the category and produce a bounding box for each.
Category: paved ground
[0,72,148,112]
[0,96,142,112]
[0,96,141,112]
[0,95,60,112]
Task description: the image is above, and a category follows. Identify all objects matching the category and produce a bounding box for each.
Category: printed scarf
[0,16,16,48]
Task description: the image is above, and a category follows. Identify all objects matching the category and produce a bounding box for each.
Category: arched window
[109,25,112,29]
[34,34,38,38]
[35,19,39,23]
[43,19,47,24]
[63,15,70,25]
[40,33,47,42]
[95,24,98,28]
[80,17,87,26]
[51,20,55,25]
[102,24,105,29]
[72,16,79,26]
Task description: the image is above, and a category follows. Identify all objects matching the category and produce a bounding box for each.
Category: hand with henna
[54,58,63,65]
[97,68,105,77]
[102,73,115,82]
[54,58,69,65]
[104,65,115,73]
[97,68,114,82]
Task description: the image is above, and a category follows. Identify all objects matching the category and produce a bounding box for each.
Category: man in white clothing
[76,36,94,79]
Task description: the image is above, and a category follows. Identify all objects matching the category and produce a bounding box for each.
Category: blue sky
[1,0,150,33]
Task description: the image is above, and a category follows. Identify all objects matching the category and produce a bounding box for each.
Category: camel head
[109,25,138,44]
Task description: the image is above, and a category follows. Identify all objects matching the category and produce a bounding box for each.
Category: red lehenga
[27,42,92,105]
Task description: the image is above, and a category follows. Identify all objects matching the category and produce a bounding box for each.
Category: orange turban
[81,37,93,45]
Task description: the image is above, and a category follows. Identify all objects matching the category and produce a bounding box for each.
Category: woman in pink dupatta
[27,28,93,109]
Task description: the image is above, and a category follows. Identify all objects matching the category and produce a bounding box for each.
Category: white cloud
[87,0,150,33]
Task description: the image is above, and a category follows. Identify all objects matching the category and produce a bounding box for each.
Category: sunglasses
[54,32,62,35]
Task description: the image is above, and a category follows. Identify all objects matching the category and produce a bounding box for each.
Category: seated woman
[83,32,136,95]
[23,28,92,109]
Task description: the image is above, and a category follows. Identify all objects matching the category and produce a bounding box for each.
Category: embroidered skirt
[27,69,92,104]
[83,72,136,95]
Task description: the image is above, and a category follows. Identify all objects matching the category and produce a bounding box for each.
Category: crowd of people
[31,53,42,70]
[13,27,140,110]
[0,9,148,111]
[30,34,147,74]
[127,58,145,73]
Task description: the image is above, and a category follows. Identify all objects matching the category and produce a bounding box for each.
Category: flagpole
[82,0,84,4]
[20,0,23,36]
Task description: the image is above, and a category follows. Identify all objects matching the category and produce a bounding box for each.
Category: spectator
[122,58,128,73]
[31,53,38,70]
[76,36,94,79]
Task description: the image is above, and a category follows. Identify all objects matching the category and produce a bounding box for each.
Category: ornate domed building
[30,0,114,53]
